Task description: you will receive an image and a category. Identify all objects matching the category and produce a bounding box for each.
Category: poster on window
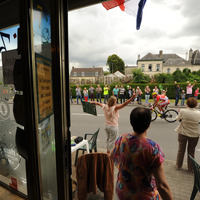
[36,53,53,122]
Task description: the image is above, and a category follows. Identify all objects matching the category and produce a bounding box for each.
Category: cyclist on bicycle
[151,92,170,117]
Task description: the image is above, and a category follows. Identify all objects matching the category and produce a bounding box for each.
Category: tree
[132,68,151,83]
[196,69,200,76]
[106,54,125,74]
[104,71,111,76]
[172,69,187,82]
[154,73,167,83]
[183,68,191,76]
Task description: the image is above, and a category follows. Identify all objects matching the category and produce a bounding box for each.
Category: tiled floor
[0,186,24,200]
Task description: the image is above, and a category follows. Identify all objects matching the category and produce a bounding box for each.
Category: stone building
[124,65,138,78]
[137,49,200,76]
[69,66,104,84]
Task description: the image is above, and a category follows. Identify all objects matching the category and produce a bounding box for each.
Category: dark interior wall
[0,0,19,30]
[68,0,106,11]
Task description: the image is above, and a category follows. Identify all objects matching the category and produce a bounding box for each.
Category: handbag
[74,136,83,144]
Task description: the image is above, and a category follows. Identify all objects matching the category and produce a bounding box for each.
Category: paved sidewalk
[164,159,200,200]
[72,149,200,200]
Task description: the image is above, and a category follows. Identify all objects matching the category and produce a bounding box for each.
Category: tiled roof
[70,67,103,77]
[114,70,126,77]
[139,52,190,66]
[125,65,137,68]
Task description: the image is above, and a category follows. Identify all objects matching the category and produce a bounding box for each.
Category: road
[70,104,200,163]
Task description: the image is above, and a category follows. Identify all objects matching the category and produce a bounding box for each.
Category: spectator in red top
[194,87,200,99]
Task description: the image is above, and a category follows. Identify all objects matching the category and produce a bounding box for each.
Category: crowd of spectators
[70,81,200,105]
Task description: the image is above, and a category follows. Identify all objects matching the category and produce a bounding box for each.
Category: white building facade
[137,49,200,76]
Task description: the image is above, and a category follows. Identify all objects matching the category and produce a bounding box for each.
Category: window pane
[141,64,145,72]
[32,0,58,199]
[148,65,152,72]
[0,25,27,195]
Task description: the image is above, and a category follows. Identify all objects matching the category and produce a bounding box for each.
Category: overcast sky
[68,0,200,72]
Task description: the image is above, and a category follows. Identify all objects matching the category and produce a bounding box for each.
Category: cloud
[68,1,200,72]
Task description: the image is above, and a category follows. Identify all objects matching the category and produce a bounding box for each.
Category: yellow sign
[36,54,53,122]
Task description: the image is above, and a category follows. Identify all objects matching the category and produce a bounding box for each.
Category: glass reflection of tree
[41,27,51,44]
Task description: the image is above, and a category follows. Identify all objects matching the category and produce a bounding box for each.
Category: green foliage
[196,69,200,76]
[183,68,191,76]
[132,69,151,83]
[104,71,111,76]
[153,68,200,84]
[165,74,174,83]
[154,73,168,83]
[172,69,186,82]
[106,54,125,74]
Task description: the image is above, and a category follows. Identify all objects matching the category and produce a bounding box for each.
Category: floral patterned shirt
[112,133,164,200]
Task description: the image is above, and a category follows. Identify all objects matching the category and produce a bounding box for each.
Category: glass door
[30,0,58,199]
[0,0,27,197]
[0,0,70,199]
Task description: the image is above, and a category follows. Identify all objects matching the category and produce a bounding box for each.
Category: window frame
[141,64,145,72]
[148,64,152,72]
[156,64,160,72]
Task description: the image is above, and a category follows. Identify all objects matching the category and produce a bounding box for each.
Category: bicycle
[149,104,178,123]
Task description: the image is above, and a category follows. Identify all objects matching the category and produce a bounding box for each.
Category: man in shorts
[152,92,170,117]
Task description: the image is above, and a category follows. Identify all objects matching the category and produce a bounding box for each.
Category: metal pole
[112,62,113,74]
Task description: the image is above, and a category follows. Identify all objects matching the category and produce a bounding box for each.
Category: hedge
[70,83,200,99]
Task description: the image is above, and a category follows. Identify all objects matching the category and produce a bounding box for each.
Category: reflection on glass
[33,0,58,199]
[0,25,27,195]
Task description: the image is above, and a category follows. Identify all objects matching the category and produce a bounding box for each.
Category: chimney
[138,54,140,60]
[185,51,188,60]
[188,48,193,63]
[159,50,163,58]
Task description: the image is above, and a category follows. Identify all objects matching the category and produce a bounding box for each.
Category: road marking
[72,113,104,117]
[196,149,200,152]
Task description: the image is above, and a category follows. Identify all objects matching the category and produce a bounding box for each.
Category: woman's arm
[90,101,103,107]
[192,80,197,87]
[176,110,182,121]
[115,93,136,110]
[152,163,174,200]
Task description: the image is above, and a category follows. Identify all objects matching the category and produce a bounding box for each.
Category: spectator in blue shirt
[113,85,119,104]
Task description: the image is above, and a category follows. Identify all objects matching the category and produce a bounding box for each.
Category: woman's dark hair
[130,107,151,134]
[186,97,198,108]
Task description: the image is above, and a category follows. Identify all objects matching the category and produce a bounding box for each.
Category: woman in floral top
[110,107,173,200]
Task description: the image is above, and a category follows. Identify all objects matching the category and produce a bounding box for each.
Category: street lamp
[112,62,113,74]
[108,61,113,74]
